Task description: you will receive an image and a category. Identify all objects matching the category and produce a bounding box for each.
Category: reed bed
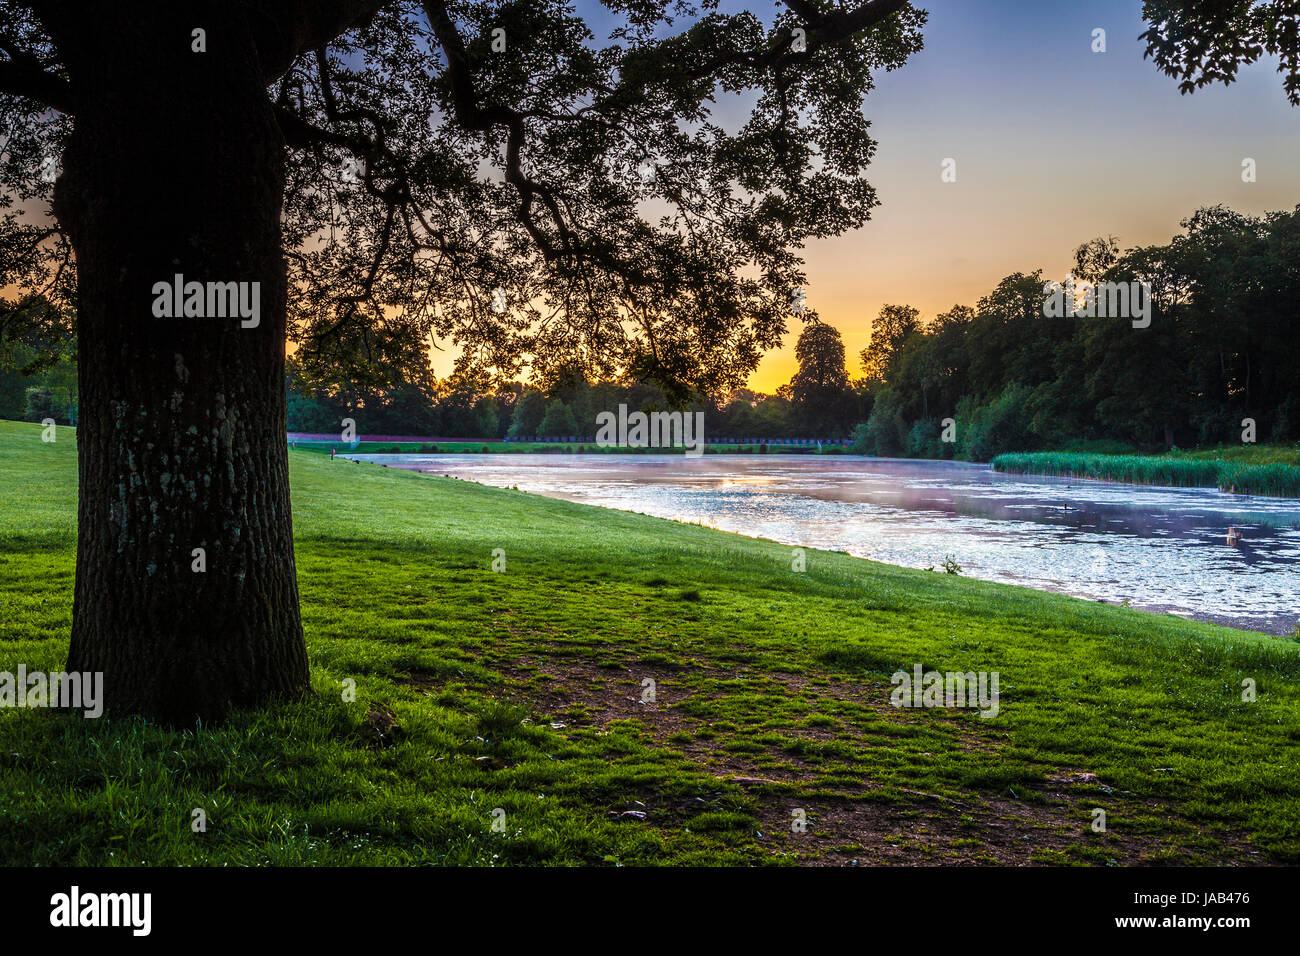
[991,452,1300,498]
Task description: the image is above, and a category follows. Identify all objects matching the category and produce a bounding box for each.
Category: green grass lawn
[2,418,1299,866]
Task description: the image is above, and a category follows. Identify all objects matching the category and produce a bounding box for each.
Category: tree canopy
[855,204,1300,459]
[1141,0,1300,104]
[2,0,927,400]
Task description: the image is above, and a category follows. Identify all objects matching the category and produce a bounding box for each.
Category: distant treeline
[286,365,864,443]
[7,204,1295,464]
[0,344,77,425]
[853,205,1300,460]
[289,205,1300,460]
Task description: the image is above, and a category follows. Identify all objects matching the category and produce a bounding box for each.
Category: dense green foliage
[0,342,77,425]
[856,205,1300,460]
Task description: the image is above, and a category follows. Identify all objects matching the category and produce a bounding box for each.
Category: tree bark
[53,7,309,723]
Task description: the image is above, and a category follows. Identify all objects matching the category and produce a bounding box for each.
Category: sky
[419,0,1300,393]
[738,0,1300,391]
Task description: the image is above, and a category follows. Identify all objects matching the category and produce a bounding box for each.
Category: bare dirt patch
[400,652,1268,865]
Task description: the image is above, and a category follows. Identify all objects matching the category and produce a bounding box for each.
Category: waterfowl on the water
[1226,526,1242,546]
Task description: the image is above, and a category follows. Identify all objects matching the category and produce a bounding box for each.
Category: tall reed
[990,452,1300,498]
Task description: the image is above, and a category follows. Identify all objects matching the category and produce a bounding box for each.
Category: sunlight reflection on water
[354,453,1300,635]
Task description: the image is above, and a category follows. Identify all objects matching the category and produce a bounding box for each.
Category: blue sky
[431,1,1300,389]
[726,0,1300,387]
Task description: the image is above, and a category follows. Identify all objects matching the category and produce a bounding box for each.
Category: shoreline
[349,452,1300,639]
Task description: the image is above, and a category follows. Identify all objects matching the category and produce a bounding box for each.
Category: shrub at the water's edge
[991,452,1300,498]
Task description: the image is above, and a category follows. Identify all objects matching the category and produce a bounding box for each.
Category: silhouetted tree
[860,303,919,383]
[539,398,578,437]
[1141,1,1300,105]
[508,389,548,438]
[784,321,853,434]
[0,0,925,720]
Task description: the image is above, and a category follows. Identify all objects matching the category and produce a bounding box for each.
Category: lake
[349,453,1300,636]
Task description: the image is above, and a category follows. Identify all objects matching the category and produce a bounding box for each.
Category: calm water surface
[352,453,1300,635]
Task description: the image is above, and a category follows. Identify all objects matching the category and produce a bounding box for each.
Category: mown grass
[992,450,1300,498]
[3,419,1300,865]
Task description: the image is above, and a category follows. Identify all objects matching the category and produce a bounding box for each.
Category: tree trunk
[54,7,309,723]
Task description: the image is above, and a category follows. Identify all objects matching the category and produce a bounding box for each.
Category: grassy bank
[1175,446,1300,466]
[2,418,1299,865]
[992,451,1300,498]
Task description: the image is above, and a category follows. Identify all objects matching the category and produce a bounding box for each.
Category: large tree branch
[419,0,912,265]
[244,0,391,83]
[635,0,914,93]
[787,0,913,44]
[421,0,582,260]
[0,49,73,112]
